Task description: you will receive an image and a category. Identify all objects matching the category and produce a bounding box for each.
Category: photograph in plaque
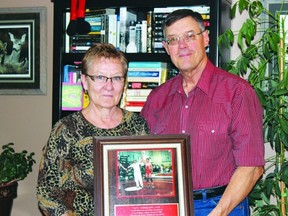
[93,134,194,216]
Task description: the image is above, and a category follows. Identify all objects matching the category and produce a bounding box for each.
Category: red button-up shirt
[141,60,265,189]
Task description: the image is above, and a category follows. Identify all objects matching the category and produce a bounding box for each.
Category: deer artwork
[6,32,26,64]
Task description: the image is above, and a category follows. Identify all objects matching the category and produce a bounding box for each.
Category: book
[152,6,210,53]
[65,9,115,53]
[119,7,137,52]
[146,11,153,53]
[126,101,146,107]
[125,96,148,102]
[85,8,116,16]
[124,105,144,112]
[63,64,81,83]
[127,71,161,82]
[116,15,120,49]
[62,83,83,111]
[141,20,147,53]
[126,21,137,53]
[126,89,152,97]
[135,21,142,52]
[108,14,117,47]
[65,12,70,53]
[127,82,159,89]
[127,61,168,84]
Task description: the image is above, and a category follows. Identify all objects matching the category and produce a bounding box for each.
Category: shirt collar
[195,59,214,96]
[166,74,184,96]
[170,60,214,96]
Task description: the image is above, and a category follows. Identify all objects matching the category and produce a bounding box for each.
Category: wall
[0,0,53,215]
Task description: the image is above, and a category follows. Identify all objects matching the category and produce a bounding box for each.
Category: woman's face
[81,57,125,109]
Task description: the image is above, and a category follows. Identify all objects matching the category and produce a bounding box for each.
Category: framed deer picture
[0,7,46,94]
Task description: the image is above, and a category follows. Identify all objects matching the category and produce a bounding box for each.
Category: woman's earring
[84,89,88,95]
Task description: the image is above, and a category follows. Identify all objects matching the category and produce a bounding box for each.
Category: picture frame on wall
[0,7,46,95]
[93,134,194,216]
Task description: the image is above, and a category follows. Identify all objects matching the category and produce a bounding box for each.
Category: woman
[36,44,149,216]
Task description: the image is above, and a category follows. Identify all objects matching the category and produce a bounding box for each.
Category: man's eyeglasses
[86,74,125,84]
[165,30,205,46]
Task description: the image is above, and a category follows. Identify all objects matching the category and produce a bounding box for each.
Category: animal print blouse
[36,110,149,216]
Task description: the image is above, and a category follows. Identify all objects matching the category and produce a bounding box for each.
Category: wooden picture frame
[94,134,194,216]
[0,7,46,94]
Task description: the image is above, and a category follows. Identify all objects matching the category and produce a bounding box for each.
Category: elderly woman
[36,44,149,216]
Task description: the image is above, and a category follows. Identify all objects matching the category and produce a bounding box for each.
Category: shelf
[54,0,211,8]
[52,0,231,125]
[62,53,172,64]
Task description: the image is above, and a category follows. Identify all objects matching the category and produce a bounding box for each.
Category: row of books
[61,61,178,112]
[65,5,211,53]
[61,63,89,111]
[121,61,171,112]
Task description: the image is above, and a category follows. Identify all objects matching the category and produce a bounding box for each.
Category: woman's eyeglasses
[86,74,125,84]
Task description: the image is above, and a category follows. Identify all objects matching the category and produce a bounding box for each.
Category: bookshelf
[52,0,231,125]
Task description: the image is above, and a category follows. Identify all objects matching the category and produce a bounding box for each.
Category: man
[127,159,144,188]
[141,9,265,216]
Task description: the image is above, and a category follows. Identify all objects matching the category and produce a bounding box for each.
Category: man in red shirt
[141,9,265,216]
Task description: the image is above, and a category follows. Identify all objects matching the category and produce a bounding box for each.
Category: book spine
[85,8,116,16]
[101,14,108,43]
[125,96,148,102]
[127,77,161,82]
[135,21,142,53]
[124,106,143,112]
[127,82,159,89]
[116,15,120,49]
[108,14,117,47]
[141,20,147,53]
[146,11,153,53]
[65,12,70,53]
[126,101,145,107]
[128,61,165,68]
[126,89,152,96]
[119,7,127,52]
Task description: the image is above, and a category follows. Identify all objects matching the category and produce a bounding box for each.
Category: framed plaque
[94,134,194,216]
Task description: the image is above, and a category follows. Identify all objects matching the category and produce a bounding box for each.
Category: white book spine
[126,96,148,102]
[125,106,143,112]
[126,89,152,96]
[119,7,127,52]
[116,16,120,49]
[141,20,147,53]
[65,12,70,53]
[108,14,117,47]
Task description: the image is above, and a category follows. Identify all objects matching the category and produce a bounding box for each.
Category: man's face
[162,16,209,73]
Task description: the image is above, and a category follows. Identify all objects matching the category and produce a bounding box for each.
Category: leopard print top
[36,110,149,216]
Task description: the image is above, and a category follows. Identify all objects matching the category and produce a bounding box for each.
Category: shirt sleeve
[36,121,76,215]
[230,85,265,166]
[36,123,93,216]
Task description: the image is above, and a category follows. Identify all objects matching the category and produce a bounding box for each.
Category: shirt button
[182,130,186,133]
[211,130,215,133]
[185,105,189,108]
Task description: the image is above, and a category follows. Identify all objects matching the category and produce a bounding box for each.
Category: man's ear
[203,30,210,48]
[162,41,170,55]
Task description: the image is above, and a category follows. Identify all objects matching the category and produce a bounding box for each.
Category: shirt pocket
[198,121,228,136]
[197,121,229,159]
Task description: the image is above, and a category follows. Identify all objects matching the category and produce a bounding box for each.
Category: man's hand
[208,166,263,216]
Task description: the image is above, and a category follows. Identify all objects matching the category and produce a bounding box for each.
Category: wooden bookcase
[51,0,231,125]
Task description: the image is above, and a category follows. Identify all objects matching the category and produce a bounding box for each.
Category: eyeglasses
[86,74,125,84]
[165,30,205,46]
